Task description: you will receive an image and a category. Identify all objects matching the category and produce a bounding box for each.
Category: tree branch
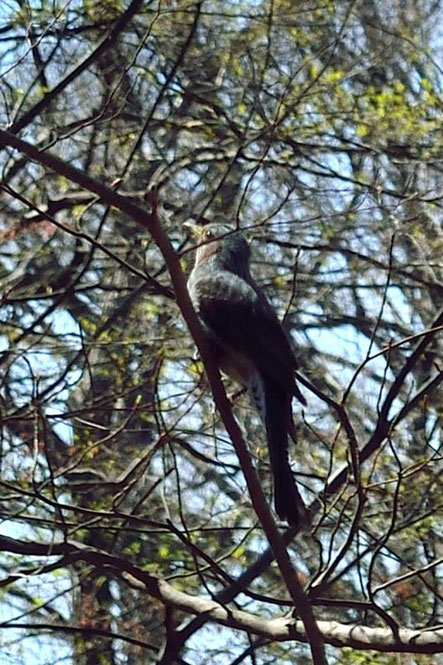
[0,128,327,665]
[0,535,441,655]
[9,0,146,134]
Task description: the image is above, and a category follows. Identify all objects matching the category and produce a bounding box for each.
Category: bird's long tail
[273,454,306,526]
[250,375,305,526]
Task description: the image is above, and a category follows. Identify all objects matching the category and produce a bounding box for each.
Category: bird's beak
[183,221,203,242]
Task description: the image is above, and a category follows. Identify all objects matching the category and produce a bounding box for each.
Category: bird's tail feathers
[273,461,307,526]
[264,381,307,527]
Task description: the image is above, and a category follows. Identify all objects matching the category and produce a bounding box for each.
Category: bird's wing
[195,271,298,389]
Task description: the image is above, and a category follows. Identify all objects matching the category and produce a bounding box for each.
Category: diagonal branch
[9,0,147,134]
[0,535,442,655]
[0,128,327,665]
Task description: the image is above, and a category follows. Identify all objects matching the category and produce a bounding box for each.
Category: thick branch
[9,0,146,134]
[0,536,442,655]
[0,128,326,665]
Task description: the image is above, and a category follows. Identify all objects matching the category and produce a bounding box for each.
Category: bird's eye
[205,229,213,240]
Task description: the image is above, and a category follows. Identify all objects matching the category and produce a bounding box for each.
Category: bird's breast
[218,349,255,386]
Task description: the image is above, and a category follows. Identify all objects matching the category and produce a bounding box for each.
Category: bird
[184,221,307,526]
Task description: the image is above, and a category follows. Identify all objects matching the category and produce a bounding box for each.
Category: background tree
[0,1,441,664]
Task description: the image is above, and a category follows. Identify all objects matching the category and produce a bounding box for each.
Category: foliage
[0,1,441,664]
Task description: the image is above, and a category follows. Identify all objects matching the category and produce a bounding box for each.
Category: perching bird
[185,221,307,526]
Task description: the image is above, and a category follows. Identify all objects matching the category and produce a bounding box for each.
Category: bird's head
[184,221,251,277]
